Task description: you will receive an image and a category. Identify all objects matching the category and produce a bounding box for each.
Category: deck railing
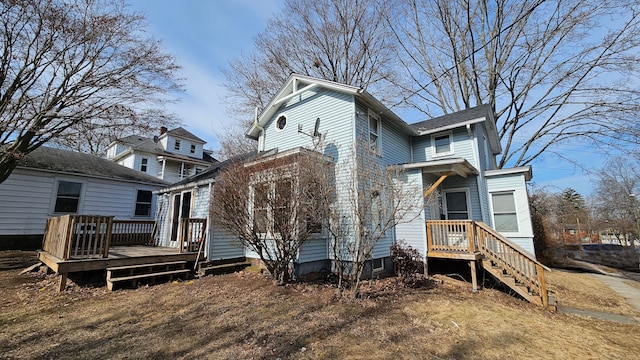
[426,220,477,254]
[180,218,207,253]
[111,220,156,246]
[426,220,549,307]
[42,216,179,260]
[42,215,113,260]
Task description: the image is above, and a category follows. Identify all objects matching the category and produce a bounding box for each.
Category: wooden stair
[106,261,190,291]
[197,258,251,276]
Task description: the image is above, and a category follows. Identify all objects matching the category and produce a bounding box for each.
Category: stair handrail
[474,221,550,307]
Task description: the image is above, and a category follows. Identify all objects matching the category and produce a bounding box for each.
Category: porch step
[481,259,542,306]
[198,261,252,276]
[106,261,190,291]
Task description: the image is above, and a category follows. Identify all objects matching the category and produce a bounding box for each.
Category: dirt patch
[0,250,38,270]
[1,253,639,359]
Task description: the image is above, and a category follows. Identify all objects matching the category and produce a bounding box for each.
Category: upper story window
[276,115,287,131]
[54,181,82,213]
[174,139,180,151]
[190,144,196,154]
[432,131,453,157]
[140,158,148,172]
[134,190,153,216]
[492,192,518,232]
[368,111,381,155]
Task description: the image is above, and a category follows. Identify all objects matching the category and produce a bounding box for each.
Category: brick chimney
[160,126,168,135]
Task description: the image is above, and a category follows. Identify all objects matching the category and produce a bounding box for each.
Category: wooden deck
[38,214,207,291]
[38,245,199,274]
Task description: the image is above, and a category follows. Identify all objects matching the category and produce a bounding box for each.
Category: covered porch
[38,214,207,291]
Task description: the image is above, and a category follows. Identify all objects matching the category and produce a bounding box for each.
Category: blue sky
[128,0,603,196]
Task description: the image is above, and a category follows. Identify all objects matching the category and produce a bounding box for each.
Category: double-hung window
[368,111,381,155]
[135,190,153,216]
[253,183,270,233]
[492,192,519,232]
[54,181,82,213]
[140,158,148,172]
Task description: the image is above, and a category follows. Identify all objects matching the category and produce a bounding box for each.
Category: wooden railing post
[537,264,549,308]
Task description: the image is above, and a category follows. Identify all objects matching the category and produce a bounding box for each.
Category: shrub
[390,241,425,286]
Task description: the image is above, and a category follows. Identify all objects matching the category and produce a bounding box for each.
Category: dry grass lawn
[1,251,639,359]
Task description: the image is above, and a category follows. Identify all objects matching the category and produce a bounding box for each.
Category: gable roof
[163,127,205,143]
[246,73,415,139]
[18,147,169,186]
[409,104,502,154]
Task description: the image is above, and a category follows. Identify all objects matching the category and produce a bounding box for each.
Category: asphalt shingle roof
[409,104,492,133]
[18,147,169,186]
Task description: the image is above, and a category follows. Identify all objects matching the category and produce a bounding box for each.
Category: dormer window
[174,140,180,150]
[190,144,196,154]
[432,131,453,157]
[140,158,148,172]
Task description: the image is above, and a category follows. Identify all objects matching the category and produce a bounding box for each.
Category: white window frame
[490,191,519,233]
[442,188,472,220]
[140,157,148,172]
[368,110,382,156]
[251,175,294,236]
[431,131,454,157]
[275,114,287,132]
[372,258,385,273]
[134,189,153,217]
[51,179,85,214]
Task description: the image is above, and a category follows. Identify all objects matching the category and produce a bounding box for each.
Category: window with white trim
[276,115,287,131]
[368,111,381,154]
[372,258,384,272]
[432,131,453,156]
[54,181,82,213]
[174,139,180,150]
[134,190,153,216]
[190,144,196,154]
[253,183,270,233]
[140,158,148,172]
[492,192,519,232]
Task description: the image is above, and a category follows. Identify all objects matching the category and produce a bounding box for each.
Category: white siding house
[106,127,217,184]
[153,74,537,278]
[0,147,168,250]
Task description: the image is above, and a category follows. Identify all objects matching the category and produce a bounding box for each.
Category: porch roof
[394,158,479,178]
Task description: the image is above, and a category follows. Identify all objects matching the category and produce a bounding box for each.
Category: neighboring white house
[106,127,217,184]
[0,147,168,250]
[153,74,537,277]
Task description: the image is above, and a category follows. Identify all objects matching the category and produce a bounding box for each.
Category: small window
[174,139,180,150]
[54,181,82,213]
[368,111,381,154]
[432,132,453,156]
[372,258,384,272]
[140,158,148,172]
[276,115,287,130]
[135,190,153,216]
[190,144,196,154]
[492,192,518,232]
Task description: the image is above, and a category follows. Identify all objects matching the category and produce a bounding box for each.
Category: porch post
[470,260,478,292]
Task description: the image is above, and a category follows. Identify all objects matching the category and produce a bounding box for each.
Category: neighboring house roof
[158,151,259,193]
[246,73,415,139]
[17,147,169,186]
[409,104,502,154]
[163,127,206,144]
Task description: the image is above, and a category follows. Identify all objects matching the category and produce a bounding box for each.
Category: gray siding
[209,226,245,260]
[410,127,476,164]
[298,237,329,263]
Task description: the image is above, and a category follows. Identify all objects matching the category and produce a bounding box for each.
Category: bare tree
[392,0,640,168]
[0,0,181,183]
[210,149,334,285]
[593,156,640,248]
[219,0,399,157]
[326,138,422,297]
